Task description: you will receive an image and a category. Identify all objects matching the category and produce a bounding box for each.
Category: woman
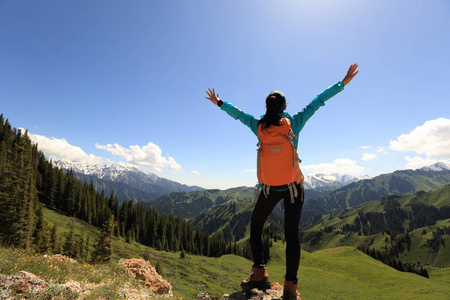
[205,64,359,299]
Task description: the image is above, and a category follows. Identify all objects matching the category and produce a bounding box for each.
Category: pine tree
[50,224,59,254]
[77,230,86,262]
[34,206,50,253]
[0,128,37,249]
[84,232,91,262]
[92,215,115,264]
[63,224,77,258]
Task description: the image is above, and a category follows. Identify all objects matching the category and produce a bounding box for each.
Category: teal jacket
[220,81,345,148]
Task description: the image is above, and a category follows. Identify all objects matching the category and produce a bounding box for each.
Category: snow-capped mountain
[303,173,372,190]
[420,162,450,172]
[54,159,159,182]
[53,160,203,203]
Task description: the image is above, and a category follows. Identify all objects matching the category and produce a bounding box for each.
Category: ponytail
[258,91,286,130]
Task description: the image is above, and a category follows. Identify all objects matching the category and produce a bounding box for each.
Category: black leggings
[250,183,304,283]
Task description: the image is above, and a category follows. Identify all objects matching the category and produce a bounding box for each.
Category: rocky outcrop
[44,254,78,264]
[221,282,301,300]
[0,255,175,299]
[118,258,173,296]
[0,271,49,295]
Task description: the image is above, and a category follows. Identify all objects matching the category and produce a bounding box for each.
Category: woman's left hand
[342,63,359,85]
[205,88,220,105]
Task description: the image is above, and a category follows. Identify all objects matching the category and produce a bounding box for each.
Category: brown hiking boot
[240,265,271,292]
[283,278,300,300]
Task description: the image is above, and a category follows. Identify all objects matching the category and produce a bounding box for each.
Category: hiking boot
[282,278,299,300]
[240,265,271,292]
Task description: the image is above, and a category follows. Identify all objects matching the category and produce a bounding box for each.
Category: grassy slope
[304,186,450,266]
[267,242,450,300]
[5,207,447,299]
[3,215,450,300]
[42,208,251,299]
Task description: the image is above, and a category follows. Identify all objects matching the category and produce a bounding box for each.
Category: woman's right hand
[205,88,219,105]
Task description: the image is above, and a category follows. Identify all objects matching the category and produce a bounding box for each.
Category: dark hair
[258,90,286,130]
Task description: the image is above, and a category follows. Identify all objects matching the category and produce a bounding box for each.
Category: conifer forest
[0,114,247,263]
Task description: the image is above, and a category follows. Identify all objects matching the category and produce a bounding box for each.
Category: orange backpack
[256,117,303,203]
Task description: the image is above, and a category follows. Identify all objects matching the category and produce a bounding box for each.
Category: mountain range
[302,163,450,226]
[53,159,450,242]
[145,163,450,241]
[303,173,371,189]
[53,159,204,202]
[53,159,371,203]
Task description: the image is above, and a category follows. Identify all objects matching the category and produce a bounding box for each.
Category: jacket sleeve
[220,101,259,136]
[291,81,345,134]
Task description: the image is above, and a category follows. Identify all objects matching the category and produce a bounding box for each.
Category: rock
[119,287,153,300]
[46,254,78,264]
[196,291,212,300]
[60,279,84,293]
[0,271,49,295]
[221,282,301,300]
[119,258,173,296]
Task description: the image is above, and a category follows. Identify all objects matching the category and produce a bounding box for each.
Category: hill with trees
[300,185,450,273]
[302,167,450,226]
[0,114,239,262]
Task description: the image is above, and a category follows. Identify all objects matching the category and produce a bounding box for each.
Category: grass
[266,241,450,300]
[2,240,450,299]
[133,247,251,299]
[3,206,450,299]
[0,247,152,299]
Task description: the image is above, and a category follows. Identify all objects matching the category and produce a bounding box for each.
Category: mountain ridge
[303,173,372,189]
[146,163,450,242]
[53,159,204,202]
[302,163,450,226]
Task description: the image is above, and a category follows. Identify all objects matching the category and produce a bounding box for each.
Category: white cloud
[359,146,371,149]
[243,169,256,173]
[95,142,181,170]
[302,158,364,175]
[153,167,163,173]
[192,171,200,176]
[28,132,107,164]
[389,118,450,158]
[166,157,182,169]
[362,153,377,161]
[377,146,388,154]
[404,156,450,170]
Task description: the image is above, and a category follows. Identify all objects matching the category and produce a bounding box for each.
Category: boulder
[118,258,173,296]
[0,271,48,295]
[221,282,301,300]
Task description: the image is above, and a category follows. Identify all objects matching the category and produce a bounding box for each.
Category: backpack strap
[286,131,302,166]
[253,181,270,203]
[287,183,298,204]
[256,138,262,177]
[280,183,299,210]
[254,181,262,203]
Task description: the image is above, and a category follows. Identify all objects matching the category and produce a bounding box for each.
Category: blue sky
[1,0,449,189]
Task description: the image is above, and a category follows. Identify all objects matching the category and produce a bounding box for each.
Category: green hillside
[146,169,450,238]
[303,169,450,225]
[301,186,450,268]
[268,242,450,300]
[44,206,450,299]
[3,210,450,300]
[147,186,255,219]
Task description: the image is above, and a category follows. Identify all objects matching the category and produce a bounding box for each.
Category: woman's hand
[205,88,219,105]
[342,63,359,85]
